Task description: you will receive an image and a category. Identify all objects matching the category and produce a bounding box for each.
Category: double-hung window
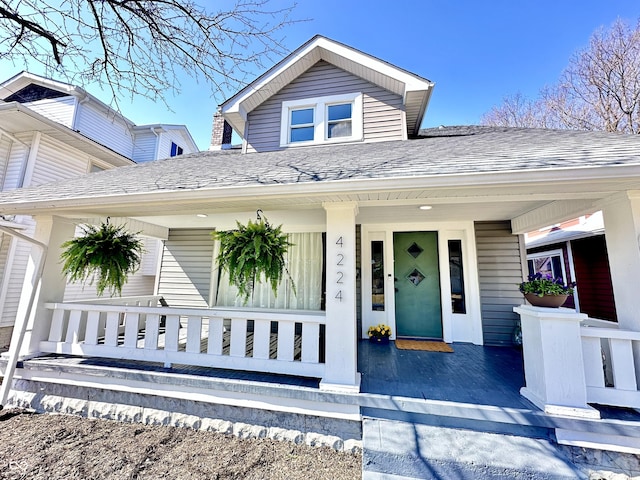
[280,93,363,147]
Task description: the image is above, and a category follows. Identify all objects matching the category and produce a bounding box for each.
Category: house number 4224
[335,236,344,302]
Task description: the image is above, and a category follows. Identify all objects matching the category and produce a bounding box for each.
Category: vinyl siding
[2,135,30,191]
[0,218,34,327]
[246,60,405,152]
[132,131,158,163]
[24,97,76,128]
[157,229,213,308]
[28,135,90,186]
[75,102,134,158]
[157,129,197,159]
[0,135,11,191]
[475,221,525,346]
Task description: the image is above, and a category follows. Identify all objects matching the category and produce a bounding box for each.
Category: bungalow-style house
[1,36,640,459]
[0,72,198,349]
[526,212,617,321]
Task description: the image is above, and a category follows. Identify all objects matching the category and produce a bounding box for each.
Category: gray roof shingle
[1,126,640,206]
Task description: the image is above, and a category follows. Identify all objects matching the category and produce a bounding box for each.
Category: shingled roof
[0,126,639,211]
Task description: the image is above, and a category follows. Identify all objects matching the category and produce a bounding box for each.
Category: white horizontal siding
[24,97,75,128]
[63,273,155,302]
[0,219,35,327]
[157,129,197,160]
[157,229,213,308]
[132,131,158,163]
[2,135,30,191]
[246,60,405,152]
[0,135,11,191]
[475,221,525,346]
[75,102,134,158]
[28,135,90,186]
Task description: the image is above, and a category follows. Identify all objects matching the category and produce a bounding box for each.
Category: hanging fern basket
[60,221,144,297]
[212,213,294,304]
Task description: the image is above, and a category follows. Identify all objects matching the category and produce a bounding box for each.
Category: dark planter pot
[524,293,569,308]
[369,336,390,344]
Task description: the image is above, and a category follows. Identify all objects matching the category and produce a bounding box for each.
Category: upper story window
[280,93,363,147]
[170,142,184,157]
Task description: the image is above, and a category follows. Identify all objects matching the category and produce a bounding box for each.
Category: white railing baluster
[48,308,65,342]
[123,313,140,348]
[207,317,224,355]
[230,318,247,357]
[65,310,83,344]
[252,319,271,359]
[164,315,180,352]
[277,321,295,362]
[610,338,637,390]
[581,336,605,388]
[186,316,202,353]
[144,314,160,350]
[302,322,320,363]
[84,311,101,346]
[104,311,120,346]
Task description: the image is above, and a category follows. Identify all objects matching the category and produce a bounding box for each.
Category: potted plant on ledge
[519,273,575,308]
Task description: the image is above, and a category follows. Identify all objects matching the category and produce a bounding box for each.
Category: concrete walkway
[362,417,587,480]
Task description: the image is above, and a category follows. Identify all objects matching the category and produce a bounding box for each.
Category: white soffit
[221,36,434,136]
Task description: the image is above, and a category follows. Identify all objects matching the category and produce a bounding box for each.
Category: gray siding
[475,221,525,346]
[157,229,213,308]
[246,60,405,152]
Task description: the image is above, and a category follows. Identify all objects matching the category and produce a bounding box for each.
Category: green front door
[394,231,442,338]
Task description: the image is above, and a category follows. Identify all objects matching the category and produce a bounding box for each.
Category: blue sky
[3,1,640,150]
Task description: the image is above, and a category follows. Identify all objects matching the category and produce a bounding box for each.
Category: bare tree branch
[482,18,640,134]
[0,0,298,106]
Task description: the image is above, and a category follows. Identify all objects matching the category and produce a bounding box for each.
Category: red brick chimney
[210,109,233,150]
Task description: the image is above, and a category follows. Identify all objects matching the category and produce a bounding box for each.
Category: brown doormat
[395,339,454,352]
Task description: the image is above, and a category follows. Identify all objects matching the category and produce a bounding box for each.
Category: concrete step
[362,418,587,480]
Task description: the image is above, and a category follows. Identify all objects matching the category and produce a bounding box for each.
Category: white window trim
[279,92,363,147]
[527,249,567,281]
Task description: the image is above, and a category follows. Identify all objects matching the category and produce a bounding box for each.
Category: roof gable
[221,35,434,137]
[3,83,70,103]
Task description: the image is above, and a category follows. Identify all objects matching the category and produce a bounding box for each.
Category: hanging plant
[60,221,144,297]
[212,212,295,304]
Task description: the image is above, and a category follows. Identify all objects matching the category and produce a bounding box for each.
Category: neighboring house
[0,72,198,348]
[525,212,617,322]
[1,36,640,454]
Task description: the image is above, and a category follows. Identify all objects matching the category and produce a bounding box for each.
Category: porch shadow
[358,340,532,410]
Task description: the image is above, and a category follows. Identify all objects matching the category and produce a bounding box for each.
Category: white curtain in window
[215,232,323,310]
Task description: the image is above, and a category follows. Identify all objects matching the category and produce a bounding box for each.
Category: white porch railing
[41,302,326,379]
[581,321,640,409]
[66,295,164,307]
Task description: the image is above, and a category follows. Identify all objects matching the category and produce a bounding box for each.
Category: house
[1,36,640,456]
[525,212,617,321]
[0,72,198,349]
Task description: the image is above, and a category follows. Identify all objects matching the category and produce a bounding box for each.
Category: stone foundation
[6,379,362,453]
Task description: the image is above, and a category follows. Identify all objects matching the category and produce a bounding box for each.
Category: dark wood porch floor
[358,340,532,410]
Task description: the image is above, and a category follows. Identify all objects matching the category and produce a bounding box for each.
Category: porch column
[320,202,360,392]
[514,305,599,418]
[600,191,640,330]
[13,215,76,356]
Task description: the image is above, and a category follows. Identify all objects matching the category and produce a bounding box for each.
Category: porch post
[600,191,640,331]
[514,305,599,418]
[320,202,360,392]
[13,215,76,356]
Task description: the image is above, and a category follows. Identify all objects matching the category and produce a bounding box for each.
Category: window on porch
[215,232,324,310]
